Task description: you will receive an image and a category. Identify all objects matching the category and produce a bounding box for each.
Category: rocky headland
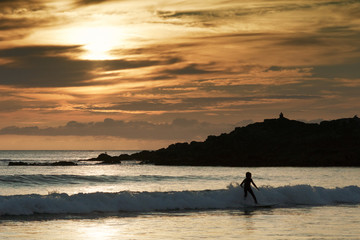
[8,115,360,167]
[119,115,360,166]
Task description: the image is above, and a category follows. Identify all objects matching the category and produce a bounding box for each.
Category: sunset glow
[68,26,126,60]
[0,0,359,149]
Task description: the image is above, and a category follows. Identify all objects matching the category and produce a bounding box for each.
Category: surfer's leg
[249,188,258,204]
[243,188,248,199]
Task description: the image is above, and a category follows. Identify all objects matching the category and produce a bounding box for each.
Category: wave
[0,184,359,216]
[0,174,223,186]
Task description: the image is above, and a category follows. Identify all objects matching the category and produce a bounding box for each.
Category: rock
[8,161,77,166]
[85,153,122,164]
[51,161,77,166]
[8,161,29,166]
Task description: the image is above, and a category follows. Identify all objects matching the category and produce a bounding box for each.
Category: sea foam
[0,185,359,216]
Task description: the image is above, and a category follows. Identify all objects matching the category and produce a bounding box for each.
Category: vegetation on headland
[119,114,360,166]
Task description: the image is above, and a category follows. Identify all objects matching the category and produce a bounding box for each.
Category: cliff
[120,115,360,166]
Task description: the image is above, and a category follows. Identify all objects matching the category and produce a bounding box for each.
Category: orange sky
[1,0,360,149]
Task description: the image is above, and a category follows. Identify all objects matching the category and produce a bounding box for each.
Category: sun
[70,26,124,60]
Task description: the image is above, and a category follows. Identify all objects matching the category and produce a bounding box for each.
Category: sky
[0,0,359,150]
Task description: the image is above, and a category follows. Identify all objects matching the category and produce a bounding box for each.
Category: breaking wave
[0,174,223,186]
[1,184,359,216]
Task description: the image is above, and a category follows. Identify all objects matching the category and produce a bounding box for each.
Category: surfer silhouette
[240,172,259,204]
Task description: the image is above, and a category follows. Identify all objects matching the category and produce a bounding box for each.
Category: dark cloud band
[0,45,180,87]
[0,118,235,140]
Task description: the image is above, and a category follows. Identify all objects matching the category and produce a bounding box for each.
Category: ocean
[0,150,359,240]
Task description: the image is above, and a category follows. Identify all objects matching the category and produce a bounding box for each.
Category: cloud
[74,0,112,6]
[0,100,23,112]
[277,36,326,47]
[0,0,45,13]
[154,0,360,28]
[0,45,81,58]
[312,62,360,79]
[162,63,216,75]
[75,94,321,115]
[0,46,92,87]
[0,118,236,141]
[0,89,60,112]
[0,17,39,31]
[0,45,180,88]
[1,0,360,139]
[0,0,58,34]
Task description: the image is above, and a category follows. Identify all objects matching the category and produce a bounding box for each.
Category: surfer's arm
[240,179,245,188]
[252,180,259,190]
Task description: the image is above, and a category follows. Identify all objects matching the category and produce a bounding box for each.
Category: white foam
[0,184,359,216]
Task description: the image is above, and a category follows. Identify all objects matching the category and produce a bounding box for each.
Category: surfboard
[242,203,278,208]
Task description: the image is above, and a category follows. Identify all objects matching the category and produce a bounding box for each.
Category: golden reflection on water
[0,206,360,240]
[75,220,123,239]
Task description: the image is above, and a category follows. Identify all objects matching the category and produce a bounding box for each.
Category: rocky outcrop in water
[8,161,78,166]
[8,153,123,166]
[83,153,122,164]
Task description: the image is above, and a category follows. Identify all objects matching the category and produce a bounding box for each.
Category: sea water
[0,150,359,240]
